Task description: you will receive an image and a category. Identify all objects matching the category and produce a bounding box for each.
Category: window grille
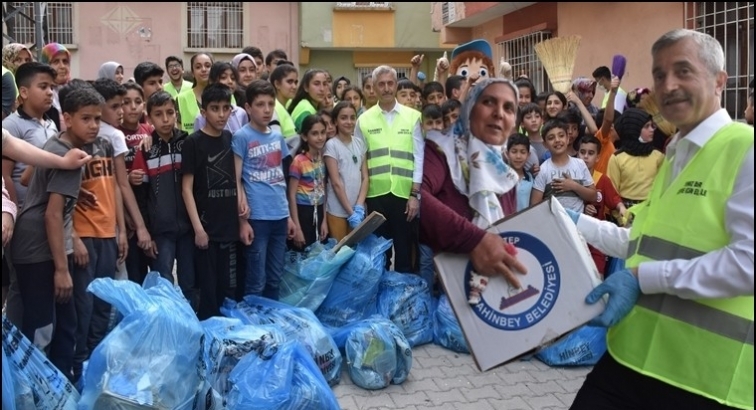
[497,30,553,93]
[685,2,754,120]
[187,2,243,50]
[6,2,74,46]
[442,2,456,25]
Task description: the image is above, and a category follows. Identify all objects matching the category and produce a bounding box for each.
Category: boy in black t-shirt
[182,84,242,319]
[10,87,105,380]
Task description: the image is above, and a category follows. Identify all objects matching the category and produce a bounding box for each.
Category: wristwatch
[410,192,421,200]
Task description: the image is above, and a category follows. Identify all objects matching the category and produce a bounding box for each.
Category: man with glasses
[163,56,192,98]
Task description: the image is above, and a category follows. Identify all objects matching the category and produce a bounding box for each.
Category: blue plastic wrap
[371,271,434,347]
[2,316,79,410]
[316,235,392,327]
[79,274,205,409]
[226,339,341,410]
[433,294,470,354]
[280,239,356,311]
[535,325,607,366]
[331,316,412,390]
[222,296,342,385]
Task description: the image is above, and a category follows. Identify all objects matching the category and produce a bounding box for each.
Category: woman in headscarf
[40,43,72,130]
[421,77,527,287]
[97,61,124,83]
[2,43,33,73]
[571,77,599,117]
[230,52,257,107]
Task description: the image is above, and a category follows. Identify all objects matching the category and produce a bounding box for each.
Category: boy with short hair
[507,134,535,212]
[518,103,547,163]
[11,87,105,380]
[133,62,165,101]
[66,79,128,382]
[530,119,597,212]
[445,75,463,101]
[422,81,446,106]
[441,99,461,132]
[233,80,295,300]
[164,56,192,98]
[131,91,196,307]
[578,135,626,274]
[182,84,241,319]
[421,104,444,133]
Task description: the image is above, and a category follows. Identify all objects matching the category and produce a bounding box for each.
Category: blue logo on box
[465,232,561,331]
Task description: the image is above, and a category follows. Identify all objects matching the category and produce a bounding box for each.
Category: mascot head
[450,39,495,81]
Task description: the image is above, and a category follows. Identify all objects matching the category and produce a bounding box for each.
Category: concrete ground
[334,343,589,410]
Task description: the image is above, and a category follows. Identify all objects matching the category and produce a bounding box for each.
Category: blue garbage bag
[371,271,434,347]
[433,294,470,354]
[2,316,80,410]
[535,325,607,366]
[331,316,412,389]
[226,339,340,410]
[200,316,285,401]
[222,296,342,385]
[280,239,356,311]
[79,273,205,409]
[316,235,392,327]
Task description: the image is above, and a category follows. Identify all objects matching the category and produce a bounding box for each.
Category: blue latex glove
[347,212,362,229]
[585,269,641,327]
[354,205,365,220]
[565,208,581,225]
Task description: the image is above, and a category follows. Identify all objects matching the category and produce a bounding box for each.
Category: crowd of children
[2,40,754,385]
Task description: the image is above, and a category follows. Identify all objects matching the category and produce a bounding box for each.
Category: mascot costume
[434,39,513,85]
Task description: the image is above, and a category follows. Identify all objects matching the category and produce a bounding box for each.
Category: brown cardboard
[435,197,605,371]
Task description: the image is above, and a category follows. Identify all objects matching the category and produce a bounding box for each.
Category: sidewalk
[334,343,589,410]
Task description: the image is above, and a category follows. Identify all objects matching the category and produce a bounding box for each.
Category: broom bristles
[535,35,582,93]
[638,91,677,137]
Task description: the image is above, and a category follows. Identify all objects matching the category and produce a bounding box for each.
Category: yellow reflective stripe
[390,151,414,161]
[368,164,391,177]
[629,235,706,261]
[638,295,754,345]
[366,147,390,160]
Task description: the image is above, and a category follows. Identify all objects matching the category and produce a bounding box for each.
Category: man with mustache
[354,65,424,274]
[569,29,754,410]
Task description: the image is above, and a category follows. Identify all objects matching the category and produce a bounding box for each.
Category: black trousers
[196,241,239,320]
[366,194,418,273]
[571,352,739,410]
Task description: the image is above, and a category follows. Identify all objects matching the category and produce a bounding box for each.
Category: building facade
[432,2,754,120]
[299,2,451,85]
[3,2,299,81]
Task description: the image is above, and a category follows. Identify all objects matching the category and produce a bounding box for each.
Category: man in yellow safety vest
[568,29,754,410]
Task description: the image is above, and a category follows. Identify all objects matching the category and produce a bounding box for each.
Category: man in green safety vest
[354,65,424,273]
[568,29,754,410]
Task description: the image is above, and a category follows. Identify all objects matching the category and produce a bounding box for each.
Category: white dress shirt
[577,109,754,299]
[354,101,425,184]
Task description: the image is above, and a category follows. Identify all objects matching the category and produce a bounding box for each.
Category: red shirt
[590,170,622,221]
[119,123,154,171]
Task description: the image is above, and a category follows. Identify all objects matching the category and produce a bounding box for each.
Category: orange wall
[465,2,500,16]
[557,2,684,102]
[332,10,395,48]
[500,2,558,40]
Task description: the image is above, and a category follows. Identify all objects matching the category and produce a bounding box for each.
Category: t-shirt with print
[11,136,82,264]
[183,130,239,242]
[590,170,622,221]
[290,152,326,206]
[533,156,593,213]
[74,136,117,238]
[231,124,290,221]
[2,107,58,208]
[118,123,154,171]
[323,136,366,218]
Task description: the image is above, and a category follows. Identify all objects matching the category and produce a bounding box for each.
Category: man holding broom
[568,29,754,410]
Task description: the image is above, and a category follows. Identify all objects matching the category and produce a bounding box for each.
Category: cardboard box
[435,198,605,371]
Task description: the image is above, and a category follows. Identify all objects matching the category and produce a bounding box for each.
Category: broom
[638,91,677,137]
[534,35,582,93]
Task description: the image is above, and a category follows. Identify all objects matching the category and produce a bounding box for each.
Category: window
[356,67,411,86]
[442,2,456,25]
[686,2,754,120]
[5,2,74,46]
[187,2,243,50]
[335,2,393,9]
[497,31,553,93]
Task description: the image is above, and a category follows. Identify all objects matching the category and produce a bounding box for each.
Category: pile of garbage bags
[2,234,526,409]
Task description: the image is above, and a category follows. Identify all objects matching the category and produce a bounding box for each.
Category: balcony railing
[334,2,393,10]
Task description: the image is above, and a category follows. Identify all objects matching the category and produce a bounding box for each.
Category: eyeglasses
[167,63,182,70]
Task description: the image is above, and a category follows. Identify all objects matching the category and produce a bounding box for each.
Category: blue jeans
[72,237,118,382]
[419,244,435,292]
[244,218,287,300]
[152,232,197,309]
